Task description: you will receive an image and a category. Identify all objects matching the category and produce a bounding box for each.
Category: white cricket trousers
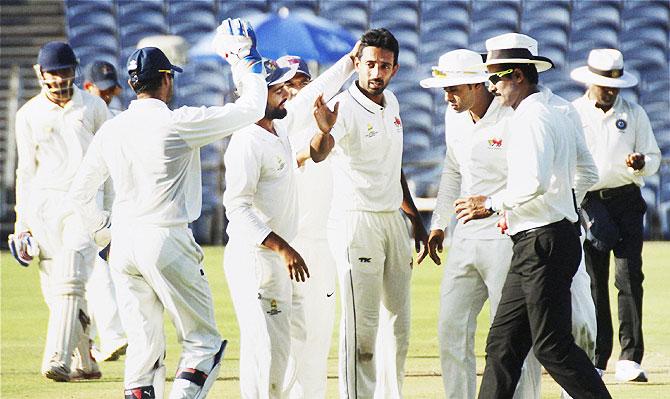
[328,210,412,399]
[87,254,127,355]
[27,190,96,373]
[224,240,296,399]
[288,234,337,399]
[109,224,222,392]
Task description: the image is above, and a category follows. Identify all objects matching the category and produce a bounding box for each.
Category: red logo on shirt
[488,137,503,148]
[394,116,402,127]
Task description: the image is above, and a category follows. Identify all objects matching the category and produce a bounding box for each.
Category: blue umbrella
[190,8,357,64]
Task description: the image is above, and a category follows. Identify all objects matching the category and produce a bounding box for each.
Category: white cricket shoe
[615,360,647,382]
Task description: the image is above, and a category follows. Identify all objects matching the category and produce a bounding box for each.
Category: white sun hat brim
[420,72,489,88]
[570,66,638,88]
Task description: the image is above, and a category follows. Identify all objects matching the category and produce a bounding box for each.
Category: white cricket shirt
[430,98,513,239]
[572,93,661,191]
[14,87,108,232]
[490,90,599,235]
[67,73,267,231]
[328,82,404,213]
[224,123,298,246]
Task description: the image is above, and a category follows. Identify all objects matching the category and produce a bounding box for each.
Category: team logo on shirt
[615,118,627,131]
[365,123,378,138]
[394,116,402,127]
[488,137,503,149]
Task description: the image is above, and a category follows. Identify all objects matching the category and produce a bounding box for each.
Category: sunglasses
[488,68,514,84]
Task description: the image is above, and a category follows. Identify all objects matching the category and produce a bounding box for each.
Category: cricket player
[82,59,128,363]
[454,33,610,398]
[9,41,108,382]
[224,46,358,398]
[64,19,267,398]
[322,28,428,398]
[276,55,340,399]
[422,48,599,399]
[83,60,123,115]
[571,49,661,382]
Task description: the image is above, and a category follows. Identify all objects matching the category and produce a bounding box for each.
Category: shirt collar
[515,91,543,114]
[348,81,386,114]
[128,97,169,110]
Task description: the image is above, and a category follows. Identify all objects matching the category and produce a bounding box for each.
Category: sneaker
[615,360,648,382]
[93,342,128,362]
[70,357,102,381]
[43,361,71,382]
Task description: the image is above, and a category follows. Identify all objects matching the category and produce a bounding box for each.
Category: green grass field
[2,242,669,398]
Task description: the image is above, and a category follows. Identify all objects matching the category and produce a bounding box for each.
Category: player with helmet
[10,41,108,381]
[64,19,267,399]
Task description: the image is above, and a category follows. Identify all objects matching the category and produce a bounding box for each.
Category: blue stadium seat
[117,0,165,26]
[572,0,621,31]
[69,25,118,51]
[168,0,216,45]
[65,0,115,18]
[623,0,669,30]
[522,0,570,31]
[218,0,269,20]
[67,11,116,35]
[319,0,368,38]
[420,1,470,64]
[469,19,518,52]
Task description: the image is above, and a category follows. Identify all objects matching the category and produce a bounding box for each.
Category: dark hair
[129,72,164,94]
[358,28,399,65]
[499,63,539,85]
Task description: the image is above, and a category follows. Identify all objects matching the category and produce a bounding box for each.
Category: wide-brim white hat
[470,33,553,73]
[420,49,489,88]
[570,49,638,88]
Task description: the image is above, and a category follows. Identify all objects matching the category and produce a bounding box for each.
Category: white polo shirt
[431,98,513,239]
[14,87,108,232]
[224,123,298,246]
[328,82,404,213]
[490,90,599,235]
[572,93,661,191]
[67,73,267,231]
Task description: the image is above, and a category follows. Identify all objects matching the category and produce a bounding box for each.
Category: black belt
[511,218,572,244]
[591,183,638,201]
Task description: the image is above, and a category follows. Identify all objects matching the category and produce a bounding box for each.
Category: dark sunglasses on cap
[488,68,514,84]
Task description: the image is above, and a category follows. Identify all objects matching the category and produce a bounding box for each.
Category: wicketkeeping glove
[8,231,39,267]
[212,18,264,75]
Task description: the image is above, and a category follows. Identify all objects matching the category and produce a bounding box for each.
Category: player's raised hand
[313,94,339,134]
[279,245,310,282]
[419,229,444,265]
[348,40,362,63]
[213,18,264,74]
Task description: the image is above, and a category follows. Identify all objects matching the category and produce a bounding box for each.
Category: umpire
[571,49,661,382]
[454,33,611,398]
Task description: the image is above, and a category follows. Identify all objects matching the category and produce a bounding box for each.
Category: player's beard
[365,78,387,96]
[265,104,287,120]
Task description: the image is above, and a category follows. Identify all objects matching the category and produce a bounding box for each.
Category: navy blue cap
[127,47,183,82]
[263,59,298,86]
[37,41,78,71]
[85,60,120,90]
[276,55,311,79]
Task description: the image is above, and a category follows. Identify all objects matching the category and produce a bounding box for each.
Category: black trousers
[478,219,611,399]
[583,187,646,369]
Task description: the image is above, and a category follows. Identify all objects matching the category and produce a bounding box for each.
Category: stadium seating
[59,0,670,238]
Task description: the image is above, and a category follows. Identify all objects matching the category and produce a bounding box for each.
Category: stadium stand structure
[1,0,669,242]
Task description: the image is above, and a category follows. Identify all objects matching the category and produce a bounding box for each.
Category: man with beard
[571,49,661,382]
[223,57,346,397]
[320,28,428,398]
[9,41,108,381]
[65,18,268,398]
